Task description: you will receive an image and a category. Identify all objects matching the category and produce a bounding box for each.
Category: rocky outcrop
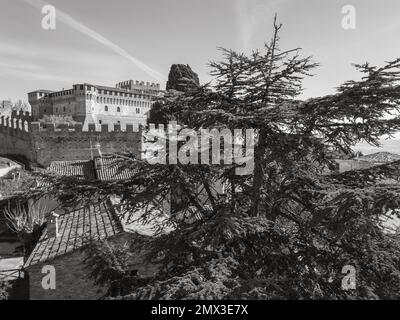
[166,64,200,92]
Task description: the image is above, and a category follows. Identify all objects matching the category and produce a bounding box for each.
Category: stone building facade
[28,80,161,129]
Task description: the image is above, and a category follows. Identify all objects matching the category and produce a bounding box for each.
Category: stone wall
[0,118,36,162]
[30,123,142,166]
[335,159,375,173]
[0,114,143,167]
[26,248,106,300]
[26,233,159,300]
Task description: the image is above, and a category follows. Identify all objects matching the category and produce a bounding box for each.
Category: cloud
[23,0,165,82]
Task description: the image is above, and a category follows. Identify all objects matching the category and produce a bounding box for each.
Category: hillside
[358,151,400,163]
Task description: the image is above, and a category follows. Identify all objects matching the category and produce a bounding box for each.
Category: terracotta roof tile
[94,157,137,181]
[24,203,124,267]
[48,160,96,179]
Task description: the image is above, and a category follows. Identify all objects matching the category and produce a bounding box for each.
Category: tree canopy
[12,18,400,300]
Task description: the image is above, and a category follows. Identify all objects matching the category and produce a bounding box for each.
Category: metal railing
[0,268,25,281]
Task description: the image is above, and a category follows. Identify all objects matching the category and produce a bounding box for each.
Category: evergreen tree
[16,18,400,299]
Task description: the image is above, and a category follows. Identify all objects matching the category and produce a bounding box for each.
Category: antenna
[90,136,93,160]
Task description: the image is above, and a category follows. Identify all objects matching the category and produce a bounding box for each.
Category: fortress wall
[0,116,37,162]
[0,114,143,167]
[30,123,142,167]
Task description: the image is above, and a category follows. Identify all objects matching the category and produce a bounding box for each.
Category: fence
[0,267,29,300]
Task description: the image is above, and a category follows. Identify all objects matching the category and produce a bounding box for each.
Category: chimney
[46,212,60,238]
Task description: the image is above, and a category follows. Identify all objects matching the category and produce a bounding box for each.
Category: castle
[28,80,161,130]
[0,79,162,167]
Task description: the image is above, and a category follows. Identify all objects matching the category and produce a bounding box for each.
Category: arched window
[105,105,108,112]
[117,107,121,112]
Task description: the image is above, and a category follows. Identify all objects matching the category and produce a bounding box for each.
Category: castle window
[105,105,108,112]
[80,85,83,90]
[117,107,121,112]
[99,120,102,124]
[136,108,140,114]
[63,107,66,112]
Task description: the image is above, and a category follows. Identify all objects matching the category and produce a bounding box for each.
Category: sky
[1,0,400,153]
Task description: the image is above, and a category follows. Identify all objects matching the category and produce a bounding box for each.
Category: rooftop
[94,156,137,181]
[47,160,96,180]
[28,89,54,94]
[24,202,124,267]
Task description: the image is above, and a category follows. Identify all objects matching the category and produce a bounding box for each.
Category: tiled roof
[28,89,54,94]
[48,160,96,179]
[94,157,137,181]
[24,203,124,267]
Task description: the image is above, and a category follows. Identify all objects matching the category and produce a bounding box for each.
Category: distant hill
[358,152,400,163]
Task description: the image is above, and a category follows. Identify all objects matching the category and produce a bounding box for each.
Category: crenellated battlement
[116,80,161,89]
[28,122,143,136]
[0,113,143,136]
[0,113,144,167]
[0,115,31,137]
